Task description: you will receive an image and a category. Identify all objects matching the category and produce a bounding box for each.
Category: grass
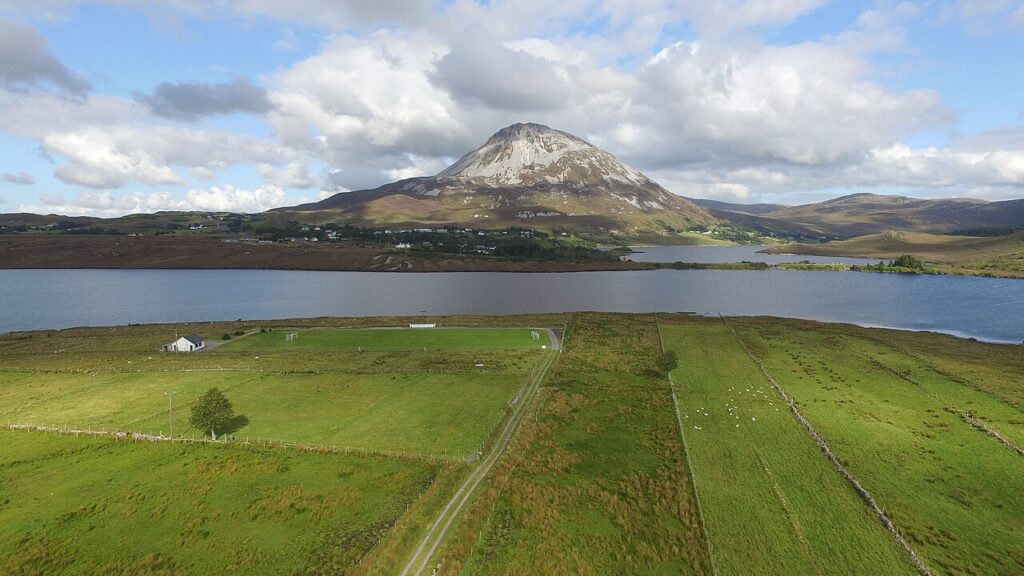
[0,324,548,458]
[732,317,1024,576]
[0,429,439,575]
[660,318,915,575]
[220,327,546,352]
[0,371,525,457]
[768,231,1024,278]
[436,313,712,575]
[0,316,561,576]
[2,313,1022,574]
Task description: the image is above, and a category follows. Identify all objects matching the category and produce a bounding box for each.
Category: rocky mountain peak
[438,122,652,188]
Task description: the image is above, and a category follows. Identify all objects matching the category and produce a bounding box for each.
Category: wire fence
[1,422,457,464]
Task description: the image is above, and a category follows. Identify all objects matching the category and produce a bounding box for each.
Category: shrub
[656,350,678,375]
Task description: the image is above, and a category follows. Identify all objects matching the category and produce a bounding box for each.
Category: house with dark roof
[162,334,205,352]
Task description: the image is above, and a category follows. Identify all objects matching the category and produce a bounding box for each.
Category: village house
[162,335,205,352]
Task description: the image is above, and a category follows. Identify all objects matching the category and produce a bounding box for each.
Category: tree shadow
[221,414,249,436]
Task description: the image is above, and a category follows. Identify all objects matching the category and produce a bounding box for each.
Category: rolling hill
[766,230,1024,276]
[751,193,1024,238]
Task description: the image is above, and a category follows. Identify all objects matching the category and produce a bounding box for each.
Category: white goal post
[285,332,299,342]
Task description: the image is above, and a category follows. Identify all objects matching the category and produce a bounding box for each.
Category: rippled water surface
[2,269,1022,343]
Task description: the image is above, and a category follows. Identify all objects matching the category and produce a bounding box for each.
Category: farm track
[399,338,560,576]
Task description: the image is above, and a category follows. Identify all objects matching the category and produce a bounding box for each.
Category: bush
[891,254,925,269]
[221,333,232,340]
[656,350,678,374]
[234,329,244,336]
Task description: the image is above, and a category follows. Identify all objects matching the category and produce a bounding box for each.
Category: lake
[1,269,1022,343]
[624,244,880,264]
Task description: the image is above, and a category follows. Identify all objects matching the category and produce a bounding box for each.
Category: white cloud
[385,154,449,181]
[267,30,466,190]
[1,0,1023,212]
[183,184,287,212]
[255,162,314,188]
[45,131,186,188]
[40,125,300,188]
[679,0,830,37]
[21,185,289,216]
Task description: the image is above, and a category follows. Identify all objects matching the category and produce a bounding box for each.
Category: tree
[656,350,679,375]
[190,387,235,440]
[891,254,924,269]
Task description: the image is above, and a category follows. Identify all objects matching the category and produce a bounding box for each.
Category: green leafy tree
[190,387,235,440]
[891,254,924,269]
[656,350,679,375]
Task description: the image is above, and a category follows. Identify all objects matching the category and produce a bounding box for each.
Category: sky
[0,0,1022,216]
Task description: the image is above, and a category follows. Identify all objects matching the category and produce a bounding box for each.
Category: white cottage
[162,335,205,352]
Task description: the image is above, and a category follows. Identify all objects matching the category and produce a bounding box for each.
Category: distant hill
[686,198,787,215]
[765,230,1024,276]
[274,123,716,238]
[752,193,1024,238]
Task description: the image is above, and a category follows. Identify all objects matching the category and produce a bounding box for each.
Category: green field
[439,313,713,575]
[0,430,438,575]
[0,327,548,458]
[730,317,1024,575]
[661,321,914,575]
[0,371,523,457]
[221,327,547,352]
[2,314,1022,575]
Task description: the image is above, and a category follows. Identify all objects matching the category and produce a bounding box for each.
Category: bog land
[0,314,1022,575]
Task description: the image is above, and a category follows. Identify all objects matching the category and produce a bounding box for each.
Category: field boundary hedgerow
[719,315,934,576]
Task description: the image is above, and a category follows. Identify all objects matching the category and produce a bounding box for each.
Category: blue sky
[0,0,1022,215]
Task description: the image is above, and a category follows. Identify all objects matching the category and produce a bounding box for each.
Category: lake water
[1,269,1022,343]
[625,244,879,265]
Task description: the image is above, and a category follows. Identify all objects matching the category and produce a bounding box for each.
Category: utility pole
[167,391,176,438]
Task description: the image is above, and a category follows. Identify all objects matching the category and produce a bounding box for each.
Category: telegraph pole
[167,391,176,438]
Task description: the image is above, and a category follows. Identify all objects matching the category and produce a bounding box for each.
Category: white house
[162,335,205,352]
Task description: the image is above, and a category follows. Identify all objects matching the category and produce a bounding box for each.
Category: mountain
[686,198,787,215]
[276,123,716,238]
[752,193,1024,238]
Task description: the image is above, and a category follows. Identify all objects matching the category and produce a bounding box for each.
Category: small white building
[162,335,205,352]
